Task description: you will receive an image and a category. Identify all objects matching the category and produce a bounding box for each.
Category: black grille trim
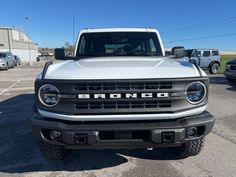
[73,81,172,91]
[75,100,172,110]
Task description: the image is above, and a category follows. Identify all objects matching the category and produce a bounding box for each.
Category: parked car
[0,52,15,70]
[185,49,221,74]
[14,55,21,66]
[224,59,236,82]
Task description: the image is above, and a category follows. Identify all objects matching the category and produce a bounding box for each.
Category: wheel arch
[208,60,221,68]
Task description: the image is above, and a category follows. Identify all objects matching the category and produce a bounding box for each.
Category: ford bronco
[31,28,215,160]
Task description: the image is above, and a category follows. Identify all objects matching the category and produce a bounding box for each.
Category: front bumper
[31,111,215,149]
[0,63,6,69]
[224,70,236,79]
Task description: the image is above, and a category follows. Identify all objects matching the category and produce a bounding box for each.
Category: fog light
[50,130,61,140]
[187,127,197,138]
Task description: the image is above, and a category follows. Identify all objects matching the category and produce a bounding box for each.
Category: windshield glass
[76,32,163,58]
[0,53,6,58]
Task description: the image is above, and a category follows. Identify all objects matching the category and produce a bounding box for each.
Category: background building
[0,27,38,62]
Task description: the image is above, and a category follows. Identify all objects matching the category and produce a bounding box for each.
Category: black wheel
[39,141,68,160]
[209,63,220,74]
[175,138,205,158]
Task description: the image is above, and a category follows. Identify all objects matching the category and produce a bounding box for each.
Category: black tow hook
[75,133,87,145]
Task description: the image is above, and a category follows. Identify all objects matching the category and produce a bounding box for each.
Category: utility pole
[25,16,33,66]
[73,17,75,56]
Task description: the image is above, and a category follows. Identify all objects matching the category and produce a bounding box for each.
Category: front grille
[73,81,172,91]
[75,100,171,110]
[230,65,236,70]
[70,81,173,114]
[36,78,209,116]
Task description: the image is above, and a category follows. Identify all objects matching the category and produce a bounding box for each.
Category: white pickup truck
[31,28,215,160]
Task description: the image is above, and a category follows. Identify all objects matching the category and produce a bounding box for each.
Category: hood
[227,59,236,65]
[44,57,205,80]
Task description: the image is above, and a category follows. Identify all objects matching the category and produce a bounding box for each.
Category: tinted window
[196,51,201,57]
[0,53,6,57]
[185,50,194,57]
[76,32,163,58]
[203,51,210,57]
[212,50,219,56]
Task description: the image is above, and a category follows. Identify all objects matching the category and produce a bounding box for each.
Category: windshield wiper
[127,51,158,56]
[75,52,158,60]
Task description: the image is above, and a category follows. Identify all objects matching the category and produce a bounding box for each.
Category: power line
[162,16,236,33]
[164,32,236,43]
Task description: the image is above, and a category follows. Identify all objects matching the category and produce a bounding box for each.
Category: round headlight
[38,84,60,107]
[186,82,206,104]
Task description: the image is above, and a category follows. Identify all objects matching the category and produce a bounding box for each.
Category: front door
[201,50,211,68]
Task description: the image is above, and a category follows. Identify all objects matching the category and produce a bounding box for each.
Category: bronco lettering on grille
[78,93,169,99]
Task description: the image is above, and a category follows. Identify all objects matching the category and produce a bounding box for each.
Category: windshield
[0,53,6,58]
[76,32,163,58]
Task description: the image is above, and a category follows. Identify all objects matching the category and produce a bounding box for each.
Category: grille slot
[73,81,172,91]
[75,100,171,110]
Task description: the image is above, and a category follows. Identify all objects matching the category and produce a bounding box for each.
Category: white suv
[32,28,215,160]
[186,49,221,74]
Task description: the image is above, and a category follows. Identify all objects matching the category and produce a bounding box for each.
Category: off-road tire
[175,138,205,158]
[39,141,68,160]
[209,63,220,74]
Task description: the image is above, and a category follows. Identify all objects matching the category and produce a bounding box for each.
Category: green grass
[219,55,236,74]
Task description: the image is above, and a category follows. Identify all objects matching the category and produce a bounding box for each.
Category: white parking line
[0,80,20,95]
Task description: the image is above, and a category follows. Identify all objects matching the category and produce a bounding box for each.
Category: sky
[1,0,236,50]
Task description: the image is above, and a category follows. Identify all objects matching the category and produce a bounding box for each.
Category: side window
[212,50,219,56]
[196,51,201,57]
[149,38,157,53]
[78,36,86,55]
[203,51,210,57]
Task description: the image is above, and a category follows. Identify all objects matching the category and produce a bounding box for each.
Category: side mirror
[171,46,185,58]
[54,48,65,60]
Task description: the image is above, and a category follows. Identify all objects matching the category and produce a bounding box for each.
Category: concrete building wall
[0,27,38,62]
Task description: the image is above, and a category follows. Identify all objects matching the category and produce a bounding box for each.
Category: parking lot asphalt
[0,63,236,177]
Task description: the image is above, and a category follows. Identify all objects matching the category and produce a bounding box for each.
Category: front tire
[209,63,220,74]
[175,138,205,158]
[39,141,68,160]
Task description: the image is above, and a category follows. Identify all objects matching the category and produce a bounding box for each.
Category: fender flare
[208,61,221,68]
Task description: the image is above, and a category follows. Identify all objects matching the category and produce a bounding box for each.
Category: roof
[81,27,159,33]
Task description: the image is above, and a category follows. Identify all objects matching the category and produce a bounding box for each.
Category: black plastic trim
[42,60,53,79]
[31,111,215,149]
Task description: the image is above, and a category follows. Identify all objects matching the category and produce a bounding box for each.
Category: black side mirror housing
[54,48,66,60]
[171,46,185,58]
